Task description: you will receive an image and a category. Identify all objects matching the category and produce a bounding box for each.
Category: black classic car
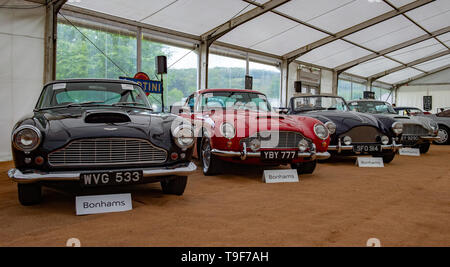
[348,100,439,153]
[287,95,402,163]
[8,79,196,205]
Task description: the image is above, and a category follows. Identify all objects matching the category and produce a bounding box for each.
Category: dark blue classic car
[8,79,196,205]
[287,95,403,163]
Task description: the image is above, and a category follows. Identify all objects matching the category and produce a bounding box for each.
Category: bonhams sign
[263,169,299,183]
[75,194,132,215]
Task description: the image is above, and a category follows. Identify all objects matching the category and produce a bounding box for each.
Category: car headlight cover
[220,122,236,139]
[298,139,309,152]
[342,136,352,146]
[392,122,403,135]
[173,125,194,149]
[429,120,438,132]
[314,123,329,140]
[381,135,389,145]
[12,125,42,152]
[325,121,336,135]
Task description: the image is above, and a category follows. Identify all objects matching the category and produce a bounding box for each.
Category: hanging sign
[119,72,162,95]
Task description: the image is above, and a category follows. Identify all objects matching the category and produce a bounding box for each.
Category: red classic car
[180,89,331,176]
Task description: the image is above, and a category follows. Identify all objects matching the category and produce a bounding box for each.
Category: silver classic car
[348,100,440,154]
[394,107,450,145]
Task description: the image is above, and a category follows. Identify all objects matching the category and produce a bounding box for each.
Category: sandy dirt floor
[0,145,449,247]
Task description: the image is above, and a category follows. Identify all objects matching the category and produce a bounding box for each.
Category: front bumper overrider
[211,143,331,161]
[328,139,403,153]
[8,162,197,183]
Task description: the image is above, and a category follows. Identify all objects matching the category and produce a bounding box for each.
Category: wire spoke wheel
[202,138,211,172]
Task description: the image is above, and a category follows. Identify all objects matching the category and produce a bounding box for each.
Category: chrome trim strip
[8,162,197,183]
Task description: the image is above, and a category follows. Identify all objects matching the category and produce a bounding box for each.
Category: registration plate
[402,135,419,142]
[80,170,143,187]
[353,144,381,153]
[261,150,297,161]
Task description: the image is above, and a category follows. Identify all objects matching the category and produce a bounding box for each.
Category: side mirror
[275,107,289,114]
[180,106,190,114]
[170,105,190,114]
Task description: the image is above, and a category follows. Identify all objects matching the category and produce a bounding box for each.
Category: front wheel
[434,126,449,145]
[291,160,317,174]
[200,136,222,176]
[18,183,42,206]
[382,153,396,164]
[161,176,187,195]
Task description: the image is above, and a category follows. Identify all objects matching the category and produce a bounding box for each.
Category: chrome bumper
[419,136,440,141]
[328,140,402,153]
[211,143,331,161]
[8,162,197,183]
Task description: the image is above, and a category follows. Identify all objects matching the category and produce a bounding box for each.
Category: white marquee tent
[64,0,450,86]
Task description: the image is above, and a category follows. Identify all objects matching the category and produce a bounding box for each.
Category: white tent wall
[396,68,450,113]
[285,62,299,105]
[0,1,46,161]
[320,69,333,94]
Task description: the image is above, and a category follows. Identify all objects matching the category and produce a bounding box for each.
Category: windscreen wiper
[36,101,106,111]
[112,102,153,111]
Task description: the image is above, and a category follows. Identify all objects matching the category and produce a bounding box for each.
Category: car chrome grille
[403,124,429,136]
[249,131,304,149]
[48,138,167,166]
[339,126,381,143]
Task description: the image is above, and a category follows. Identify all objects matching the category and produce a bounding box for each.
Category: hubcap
[437,128,448,144]
[202,139,211,172]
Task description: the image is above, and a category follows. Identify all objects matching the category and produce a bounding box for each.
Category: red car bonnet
[207,109,329,152]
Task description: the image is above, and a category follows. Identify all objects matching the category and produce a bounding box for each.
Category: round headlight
[314,123,329,140]
[172,125,194,149]
[342,136,352,146]
[392,122,403,135]
[381,135,389,145]
[298,139,309,152]
[325,121,336,135]
[249,138,261,152]
[429,121,438,132]
[12,125,41,152]
[220,122,236,139]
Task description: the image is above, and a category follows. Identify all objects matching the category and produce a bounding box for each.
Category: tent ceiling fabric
[414,54,450,71]
[347,57,402,78]
[66,0,450,85]
[386,38,447,63]
[297,40,372,69]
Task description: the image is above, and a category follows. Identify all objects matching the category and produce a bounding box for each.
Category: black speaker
[245,75,253,90]
[363,91,375,100]
[294,81,302,93]
[155,56,167,74]
[423,96,432,111]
